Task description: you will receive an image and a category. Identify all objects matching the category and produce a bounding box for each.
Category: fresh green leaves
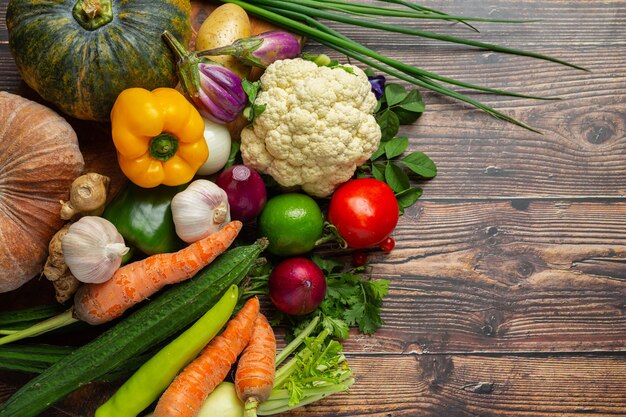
[312,255,389,338]
[376,83,425,140]
[259,328,354,415]
[223,141,241,170]
[359,79,436,214]
[247,255,390,340]
[384,136,409,159]
[360,135,436,214]
[282,335,351,407]
[401,151,437,178]
[376,110,400,142]
[242,79,266,123]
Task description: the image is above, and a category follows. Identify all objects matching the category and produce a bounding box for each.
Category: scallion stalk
[218,0,585,131]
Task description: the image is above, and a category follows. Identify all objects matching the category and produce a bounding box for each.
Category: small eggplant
[162,31,246,124]
[197,31,301,68]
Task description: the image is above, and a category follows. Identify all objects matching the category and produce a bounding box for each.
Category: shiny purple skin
[215,165,267,222]
[268,258,326,316]
[368,75,386,100]
[197,31,302,68]
[161,30,246,124]
[196,60,247,123]
[247,31,302,68]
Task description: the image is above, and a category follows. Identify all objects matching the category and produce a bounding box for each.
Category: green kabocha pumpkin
[6,0,192,121]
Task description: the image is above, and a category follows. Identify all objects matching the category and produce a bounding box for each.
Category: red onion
[215,165,267,221]
[268,258,326,316]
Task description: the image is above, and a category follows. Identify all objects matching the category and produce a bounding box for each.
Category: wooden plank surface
[5,354,626,417]
[1,0,626,416]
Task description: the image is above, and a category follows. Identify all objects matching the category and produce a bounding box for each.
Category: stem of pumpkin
[82,0,102,19]
[72,0,113,31]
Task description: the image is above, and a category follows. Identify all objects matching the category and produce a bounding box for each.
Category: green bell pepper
[103,182,186,255]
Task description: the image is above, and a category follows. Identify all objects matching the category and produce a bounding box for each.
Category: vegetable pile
[0,1,581,416]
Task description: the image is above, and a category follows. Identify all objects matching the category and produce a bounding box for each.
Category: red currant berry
[351,252,368,267]
[379,237,395,252]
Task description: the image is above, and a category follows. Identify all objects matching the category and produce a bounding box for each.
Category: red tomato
[328,178,399,249]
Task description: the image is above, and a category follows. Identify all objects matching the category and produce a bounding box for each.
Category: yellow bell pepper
[111,87,208,188]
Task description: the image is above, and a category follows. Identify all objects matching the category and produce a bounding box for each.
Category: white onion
[197,118,231,175]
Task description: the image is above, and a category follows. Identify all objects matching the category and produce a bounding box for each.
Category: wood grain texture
[1,0,626,416]
[334,200,626,354]
[4,354,626,417]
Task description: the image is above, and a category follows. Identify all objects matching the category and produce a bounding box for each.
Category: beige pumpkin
[0,91,84,293]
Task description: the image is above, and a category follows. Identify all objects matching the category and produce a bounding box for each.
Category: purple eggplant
[162,31,246,124]
[197,31,301,69]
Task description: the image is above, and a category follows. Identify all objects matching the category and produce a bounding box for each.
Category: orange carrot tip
[153,296,259,417]
[235,313,276,417]
[256,325,354,415]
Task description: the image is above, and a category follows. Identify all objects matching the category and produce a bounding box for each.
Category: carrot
[73,221,243,325]
[153,296,260,417]
[235,313,277,417]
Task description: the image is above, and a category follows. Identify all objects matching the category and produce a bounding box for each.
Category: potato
[196,4,251,79]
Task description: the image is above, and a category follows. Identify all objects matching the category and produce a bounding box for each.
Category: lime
[258,193,324,256]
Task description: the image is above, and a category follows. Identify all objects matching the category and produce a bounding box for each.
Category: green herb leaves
[244,255,390,340]
[312,256,389,338]
[242,79,266,123]
[359,80,436,213]
[260,326,354,415]
[376,83,425,140]
[367,139,436,213]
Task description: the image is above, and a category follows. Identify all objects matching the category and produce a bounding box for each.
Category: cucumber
[0,239,267,417]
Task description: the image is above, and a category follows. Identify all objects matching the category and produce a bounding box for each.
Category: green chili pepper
[94,285,239,417]
[103,182,186,255]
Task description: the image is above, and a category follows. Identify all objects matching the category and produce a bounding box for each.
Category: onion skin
[268,258,326,316]
[216,165,267,222]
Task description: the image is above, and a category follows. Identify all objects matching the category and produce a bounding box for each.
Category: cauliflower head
[240,58,381,197]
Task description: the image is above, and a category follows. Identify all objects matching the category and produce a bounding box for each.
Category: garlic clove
[61,216,130,284]
[171,179,231,243]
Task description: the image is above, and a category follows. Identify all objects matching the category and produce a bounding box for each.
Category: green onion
[278,0,534,23]
[218,0,585,131]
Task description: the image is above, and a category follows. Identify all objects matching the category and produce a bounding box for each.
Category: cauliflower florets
[240,58,381,197]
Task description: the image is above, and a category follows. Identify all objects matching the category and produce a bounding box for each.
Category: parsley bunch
[240,255,389,339]
[266,256,390,340]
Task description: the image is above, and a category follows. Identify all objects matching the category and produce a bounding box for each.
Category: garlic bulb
[61,216,129,284]
[197,118,232,176]
[171,180,231,243]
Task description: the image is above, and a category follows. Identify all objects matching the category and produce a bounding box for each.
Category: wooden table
[2,0,626,416]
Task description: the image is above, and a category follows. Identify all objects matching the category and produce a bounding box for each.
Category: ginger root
[60,172,110,221]
[43,223,80,303]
